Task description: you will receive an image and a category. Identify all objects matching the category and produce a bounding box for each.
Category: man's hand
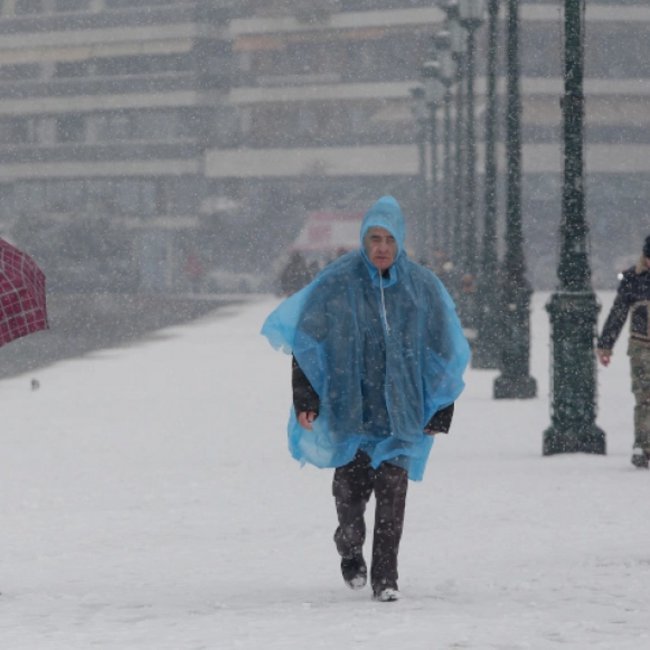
[596,348,611,367]
[298,411,318,430]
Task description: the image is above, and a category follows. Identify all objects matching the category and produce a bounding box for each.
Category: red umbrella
[0,238,48,347]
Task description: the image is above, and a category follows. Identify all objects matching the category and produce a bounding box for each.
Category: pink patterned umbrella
[0,238,48,347]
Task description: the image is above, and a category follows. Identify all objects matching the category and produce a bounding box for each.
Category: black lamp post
[434,29,456,255]
[410,86,430,261]
[421,59,445,258]
[458,0,486,283]
[472,0,500,369]
[444,0,467,276]
[493,0,537,399]
[542,0,606,454]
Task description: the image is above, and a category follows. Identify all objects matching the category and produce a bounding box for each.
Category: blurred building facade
[0,0,234,291]
[0,0,648,291]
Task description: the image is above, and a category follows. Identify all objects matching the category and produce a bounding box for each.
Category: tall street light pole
[444,1,467,291]
[493,0,537,399]
[542,0,606,455]
[434,29,455,255]
[421,59,444,261]
[410,86,430,262]
[458,0,486,283]
[472,0,500,369]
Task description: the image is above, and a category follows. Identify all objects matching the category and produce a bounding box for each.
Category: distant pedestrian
[183,251,205,294]
[262,196,469,601]
[279,251,311,296]
[596,234,650,468]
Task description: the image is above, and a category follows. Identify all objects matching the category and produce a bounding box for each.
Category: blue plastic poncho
[261,196,470,480]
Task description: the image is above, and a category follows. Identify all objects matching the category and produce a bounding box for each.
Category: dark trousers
[332,451,408,592]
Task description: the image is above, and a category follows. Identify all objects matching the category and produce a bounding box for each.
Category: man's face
[364,226,397,272]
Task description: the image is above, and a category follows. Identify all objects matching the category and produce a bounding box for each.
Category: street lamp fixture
[446,1,467,59]
[421,59,444,106]
[434,30,455,84]
[458,0,486,27]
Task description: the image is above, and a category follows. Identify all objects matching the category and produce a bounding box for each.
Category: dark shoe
[341,555,367,590]
[631,447,649,469]
[373,588,400,602]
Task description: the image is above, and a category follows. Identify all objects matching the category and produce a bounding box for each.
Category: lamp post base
[543,423,606,456]
[471,339,500,369]
[471,278,500,369]
[544,290,606,455]
[493,374,537,399]
[492,278,537,398]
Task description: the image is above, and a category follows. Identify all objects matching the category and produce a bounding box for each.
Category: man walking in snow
[597,234,650,468]
[262,196,469,601]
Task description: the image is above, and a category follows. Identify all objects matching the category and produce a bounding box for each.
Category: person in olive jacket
[597,235,650,468]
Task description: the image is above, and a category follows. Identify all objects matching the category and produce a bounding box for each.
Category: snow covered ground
[1,291,648,650]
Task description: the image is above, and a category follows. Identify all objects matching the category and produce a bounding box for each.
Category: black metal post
[443,0,467,293]
[419,115,430,260]
[463,25,478,279]
[421,59,443,264]
[455,0,485,333]
[442,80,453,253]
[493,0,537,399]
[543,0,606,454]
[410,86,430,260]
[452,57,466,271]
[429,100,439,249]
[434,29,455,255]
[472,0,500,368]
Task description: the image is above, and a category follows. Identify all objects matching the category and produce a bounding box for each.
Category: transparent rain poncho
[262,196,470,480]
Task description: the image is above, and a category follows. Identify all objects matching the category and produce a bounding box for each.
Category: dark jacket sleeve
[597,272,633,350]
[292,356,320,415]
[293,356,453,430]
[425,403,454,434]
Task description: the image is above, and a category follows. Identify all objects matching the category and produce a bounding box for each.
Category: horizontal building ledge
[0,22,199,51]
[205,143,650,178]
[231,4,650,35]
[0,158,200,180]
[3,142,648,181]
[0,38,194,66]
[0,90,202,115]
[230,78,650,104]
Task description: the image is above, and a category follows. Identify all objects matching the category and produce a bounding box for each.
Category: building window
[14,182,46,215]
[0,184,14,219]
[55,61,90,78]
[56,115,85,143]
[113,180,142,216]
[87,180,116,214]
[47,180,85,213]
[91,113,132,141]
[14,0,43,14]
[105,0,179,7]
[0,63,41,81]
[54,0,91,11]
[133,111,178,140]
[94,54,191,77]
[0,118,28,144]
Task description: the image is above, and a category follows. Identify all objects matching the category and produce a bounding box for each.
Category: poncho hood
[262,196,469,480]
[359,195,405,288]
